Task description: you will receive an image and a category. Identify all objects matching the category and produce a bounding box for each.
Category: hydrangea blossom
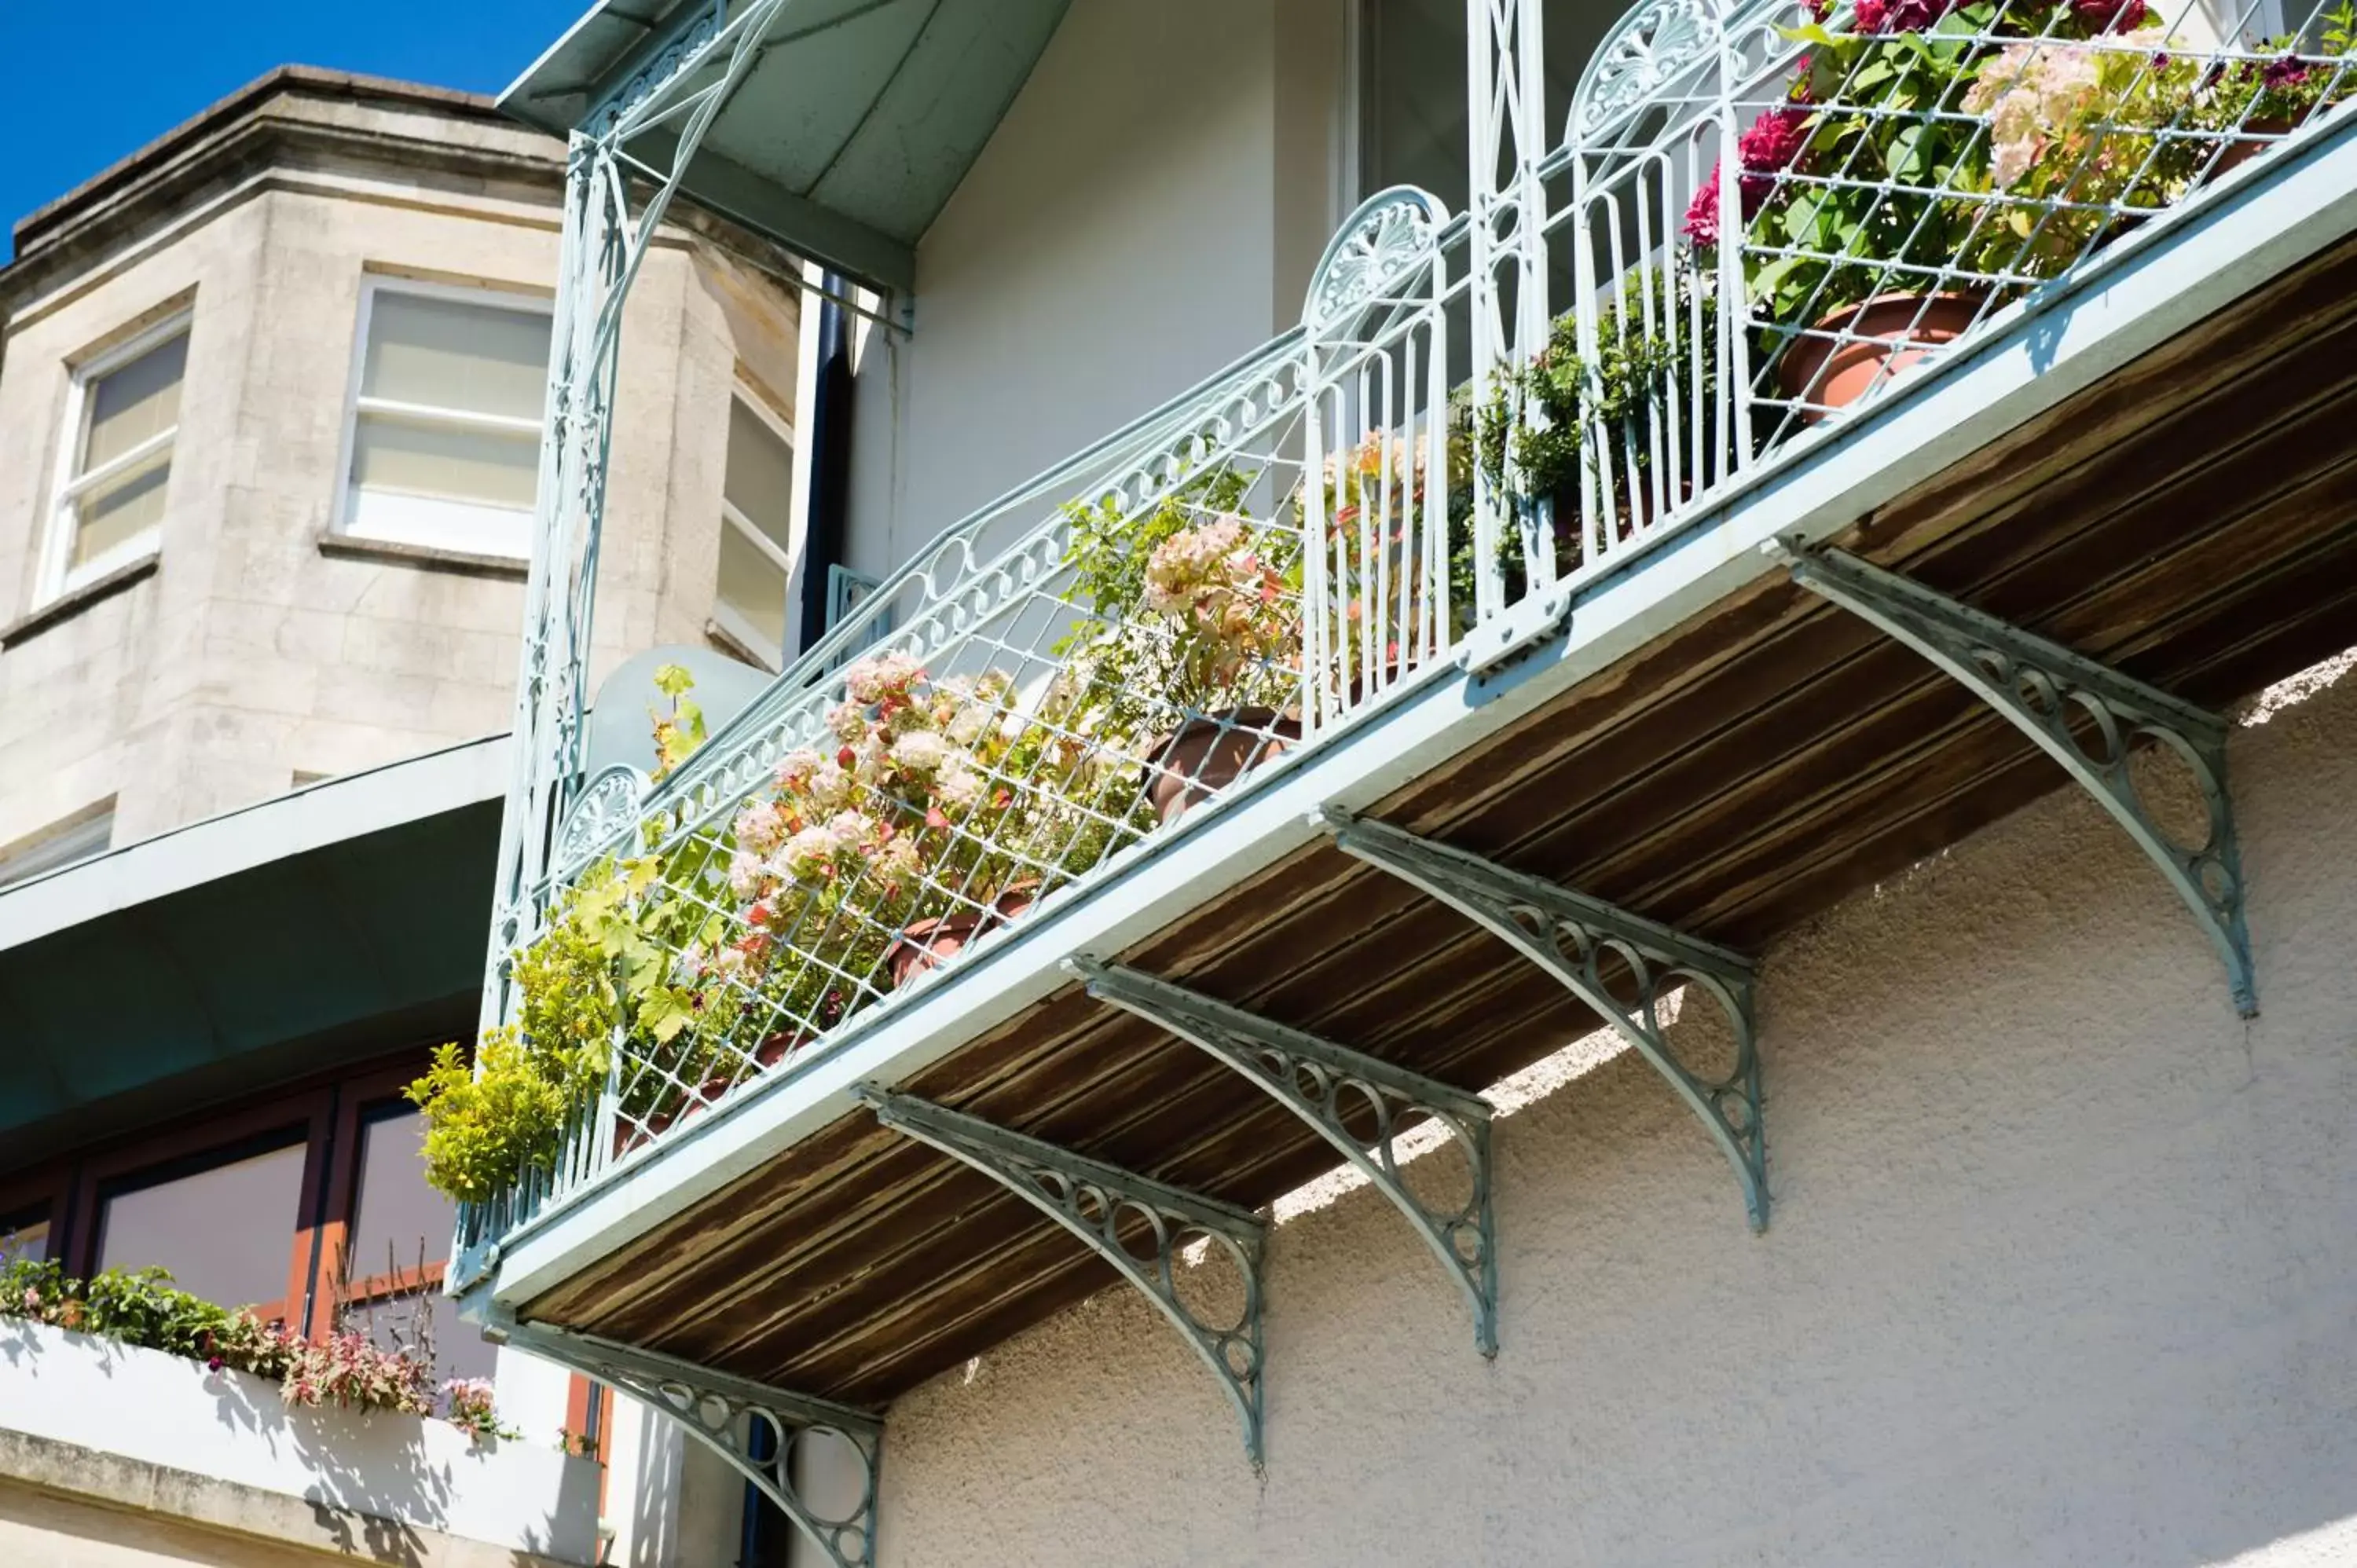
[1965,42,2110,188]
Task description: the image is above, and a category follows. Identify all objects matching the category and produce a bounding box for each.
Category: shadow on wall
[873,649,2357,1568]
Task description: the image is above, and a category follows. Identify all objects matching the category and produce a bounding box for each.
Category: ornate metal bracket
[488,1319,882,1568]
[1067,958,1500,1357]
[1774,541,2256,1018]
[1319,809,1769,1232]
[856,1090,1270,1467]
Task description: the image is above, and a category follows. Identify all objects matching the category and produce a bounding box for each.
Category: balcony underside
[518,227,2357,1411]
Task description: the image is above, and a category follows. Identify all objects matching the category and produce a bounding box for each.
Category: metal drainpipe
[794,274,856,654]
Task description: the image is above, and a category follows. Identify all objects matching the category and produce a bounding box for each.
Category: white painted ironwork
[489,1317,881,1568]
[469,0,2344,1264]
[1069,958,1500,1356]
[1321,808,1770,1231]
[1776,540,2256,1015]
[858,1090,1271,1467]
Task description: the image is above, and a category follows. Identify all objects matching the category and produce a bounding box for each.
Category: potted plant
[1060,473,1306,825]
[2195,8,2355,178]
[1471,270,1723,581]
[1708,2,1996,419]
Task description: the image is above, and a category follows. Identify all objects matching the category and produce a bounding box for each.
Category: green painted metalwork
[1320,808,1769,1232]
[857,1090,1270,1467]
[486,1317,882,1568]
[1776,541,2257,1017]
[1068,958,1500,1357]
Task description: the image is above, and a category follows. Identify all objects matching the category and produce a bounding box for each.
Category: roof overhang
[497,0,1074,295]
[0,738,511,1166]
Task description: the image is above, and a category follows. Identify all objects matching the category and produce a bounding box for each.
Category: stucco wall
[0,88,800,852]
[870,654,2357,1566]
[841,0,1347,577]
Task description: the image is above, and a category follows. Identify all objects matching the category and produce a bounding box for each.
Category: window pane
[346,1107,450,1281]
[100,1141,306,1313]
[82,333,187,473]
[352,415,539,510]
[361,291,549,422]
[717,522,790,655]
[0,808,112,889]
[724,398,795,551]
[72,461,170,569]
[2,1219,49,1266]
[344,1289,500,1384]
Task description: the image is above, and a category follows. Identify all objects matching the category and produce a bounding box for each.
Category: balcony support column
[1320,809,1769,1232]
[1774,541,2256,1018]
[856,1090,1271,1467]
[1068,958,1500,1357]
[487,1319,882,1568]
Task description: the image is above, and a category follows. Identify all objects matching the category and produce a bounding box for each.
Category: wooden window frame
[9,1046,449,1341]
[310,1061,450,1328]
[0,1164,74,1261]
[68,1087,333,1328]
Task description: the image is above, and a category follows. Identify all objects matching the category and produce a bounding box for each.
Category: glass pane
[724,398,795,550]
[352,415,538,510]
[1,1219,49,1266]
[342,1289,500,1384]
[361,291,550,422]
[100,1141,306,1313]
[346,1107,450,1282]
[72,461,169,569]
[717,522,790,655]
[82,332,186,473]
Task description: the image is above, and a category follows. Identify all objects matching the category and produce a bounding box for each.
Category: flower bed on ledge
[1,1258,510,1442]
[0,1305,599,1566]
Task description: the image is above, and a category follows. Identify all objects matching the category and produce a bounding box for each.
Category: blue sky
[0,0,592,261]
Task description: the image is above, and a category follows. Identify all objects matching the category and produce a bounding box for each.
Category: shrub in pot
[1059,472,1307,824]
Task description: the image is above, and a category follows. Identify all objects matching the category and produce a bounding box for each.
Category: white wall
[0,1318,599,1563]
[868,652,2357,1566]
[842,0,1350,578]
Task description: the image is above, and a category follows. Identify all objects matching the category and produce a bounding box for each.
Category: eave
[496,0,1076,295]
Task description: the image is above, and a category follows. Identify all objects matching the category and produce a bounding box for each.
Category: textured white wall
[871,655,2357,1567]
[841,0,1350,578]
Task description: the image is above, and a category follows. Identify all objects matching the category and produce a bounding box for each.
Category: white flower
[733,799,785,853]
[937,767,984,809]
[890,731,953,771]
[782,824,843,878]
[727,850,768,899]
[843,652,922,703]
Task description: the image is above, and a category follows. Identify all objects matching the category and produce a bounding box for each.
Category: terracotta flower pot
[888,882,1040,989]
[1143,709,1300,825]
[2205,115,2298,183]
[1776,292,1984,423]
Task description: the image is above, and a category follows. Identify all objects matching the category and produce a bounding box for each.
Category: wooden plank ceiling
[528,229,2357,1410]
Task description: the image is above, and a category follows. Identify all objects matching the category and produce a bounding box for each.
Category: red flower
[2070,0,2148,29]
[1852,0,1947,31]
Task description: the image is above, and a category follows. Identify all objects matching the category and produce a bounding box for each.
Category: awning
[497,0,1074,294]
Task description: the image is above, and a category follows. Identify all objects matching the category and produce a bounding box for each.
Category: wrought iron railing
[460,0,2352,1254]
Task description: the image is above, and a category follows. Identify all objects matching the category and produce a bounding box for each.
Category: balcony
[456,0,2357,1560]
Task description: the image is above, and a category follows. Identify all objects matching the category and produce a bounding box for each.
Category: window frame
[710,386,800,669]
[69,1088,335,1328]
[38,310,192,606]
[311,1061,454,1317]
[328,275,555,562]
